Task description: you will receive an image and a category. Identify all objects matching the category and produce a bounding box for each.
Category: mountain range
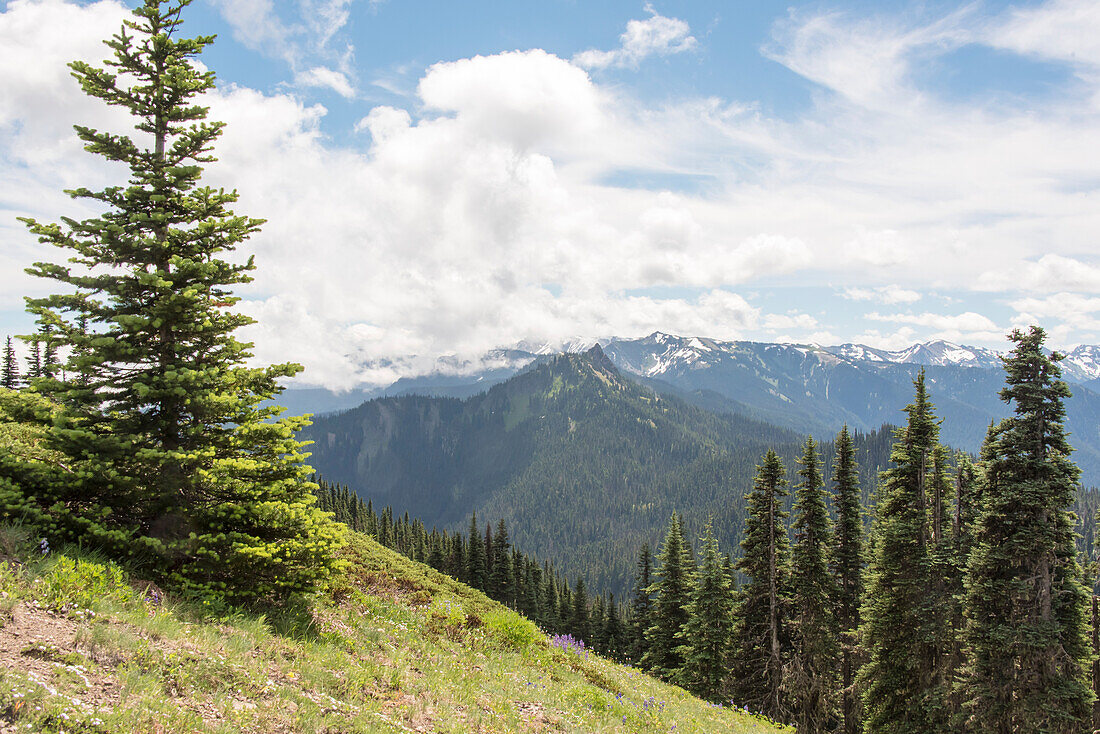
[286,333,1100,486]
[299,347,905,595]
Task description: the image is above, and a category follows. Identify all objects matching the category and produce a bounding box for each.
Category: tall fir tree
[926,444,963,726]
[961,326,1094,732]
[628,542,654,665]
[14,0,341,604]
[571,577,591,643]
[642,513,692,679]
[858,370,943,733]
[675,522,735,702]
[489,518,513,602]
[789,437,839,733]
[603,593,624,661]
[466,512,487,590]
[831,426,863,734]
[730,450,792,722]
[1,337,18,390]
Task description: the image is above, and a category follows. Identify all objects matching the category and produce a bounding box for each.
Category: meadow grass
[0,531,791,733]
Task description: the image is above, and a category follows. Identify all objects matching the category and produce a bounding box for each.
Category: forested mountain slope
[301,347,896,595]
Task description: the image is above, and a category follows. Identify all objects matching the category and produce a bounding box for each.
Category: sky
[1,0,1099,389]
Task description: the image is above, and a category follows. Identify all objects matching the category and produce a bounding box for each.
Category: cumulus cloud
[5,1,1100,387]
[574,5,697,70]
[1010,292,1100,332]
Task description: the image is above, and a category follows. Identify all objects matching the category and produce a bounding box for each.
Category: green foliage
[29,554,135,612]
[12,0,342,606]
[730,450,792,722]
[483,608,541,651]
[961,327,1094,732]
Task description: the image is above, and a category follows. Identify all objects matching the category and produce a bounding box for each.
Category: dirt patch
[0,603,122,728]
[514,700,561,731]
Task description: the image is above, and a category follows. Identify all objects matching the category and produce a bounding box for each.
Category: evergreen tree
[642,513,692,679]
[558,582,572,633]
[1,337,18,390]
[629,542,654,664]
[789,437,838,733]
[24,337,41,382]
[590,594,607,650]
[675,522,735,702]
[962,326,1094,732]
[730,450,791,722]
[603,593,624,661]
[14,0,341,604]
[489,518,513,602]
[39,325,59,380]
[926,444,962,726]
[858,370,941,733]
[831,425,864,734]
[571,577,590,642]
[466,512,487,590]
[944,451,980,718]
[427,531,445,570]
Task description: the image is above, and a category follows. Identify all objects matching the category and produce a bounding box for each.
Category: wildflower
[38,538,49,556]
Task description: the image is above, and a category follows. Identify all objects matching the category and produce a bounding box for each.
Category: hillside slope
[0,530,787,733]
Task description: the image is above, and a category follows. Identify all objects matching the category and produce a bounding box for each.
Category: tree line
[342,328,1096,734]
[622,328,1094,733]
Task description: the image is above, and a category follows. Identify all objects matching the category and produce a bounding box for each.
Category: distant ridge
[285,331,1100,485]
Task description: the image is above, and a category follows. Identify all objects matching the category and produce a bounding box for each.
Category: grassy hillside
[0,527,788,733]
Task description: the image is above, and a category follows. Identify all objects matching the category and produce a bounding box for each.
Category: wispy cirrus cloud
[211,0,362,95]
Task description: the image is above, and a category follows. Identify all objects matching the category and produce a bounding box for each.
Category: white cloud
[1010,292,1100,332]
[843,285,921,305]
[868,311,998,331]
[294,66,355,97]
[977,254,1100,293]
[574,5,697,70]
[866,310,1004,345]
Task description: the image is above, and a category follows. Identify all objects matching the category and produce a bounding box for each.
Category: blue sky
[2,0,1099,388]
